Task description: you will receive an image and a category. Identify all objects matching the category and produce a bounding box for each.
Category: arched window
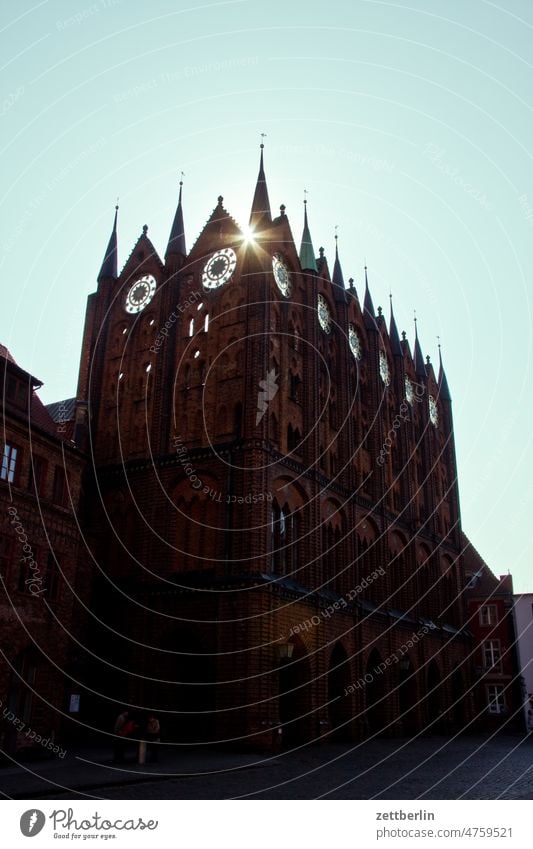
[289,373,301,402]
[270,500,294,574]
[287,424,301,452]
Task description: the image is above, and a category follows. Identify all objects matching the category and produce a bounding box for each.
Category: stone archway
[278,636,314,749]
[398,655,418,735]
[328,642,353,741]
[365,649,387,734]
[150,628,217,745]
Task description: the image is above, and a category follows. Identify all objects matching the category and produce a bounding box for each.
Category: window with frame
[486,684,505,714]
[270,501,297,574]
[289,373,301,402]
[479,604,497,627]
[483,639,501,670]
[1,443,19,483]
[6,374,27,409]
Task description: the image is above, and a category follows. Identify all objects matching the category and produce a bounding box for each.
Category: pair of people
[113,709,160,763]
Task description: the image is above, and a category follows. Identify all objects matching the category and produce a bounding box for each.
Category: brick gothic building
[69,144,475,749]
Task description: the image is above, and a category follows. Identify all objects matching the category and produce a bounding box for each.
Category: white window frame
[479,604,497,627]
[1,443,18,483]
[483,639,501,670]
[486,684,505,714]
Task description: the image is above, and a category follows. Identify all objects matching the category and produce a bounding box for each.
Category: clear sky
[1,0,531,590]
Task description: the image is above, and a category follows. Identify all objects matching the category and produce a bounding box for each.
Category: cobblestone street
[2,734,532,800]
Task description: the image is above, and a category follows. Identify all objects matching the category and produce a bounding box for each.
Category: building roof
[1,343,70,439]
[0,343,16,364]
[45,397,76,422]
[462,533,512,596]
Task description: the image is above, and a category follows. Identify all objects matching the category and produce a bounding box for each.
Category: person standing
[145,714,161,762]
[113,708,130,763]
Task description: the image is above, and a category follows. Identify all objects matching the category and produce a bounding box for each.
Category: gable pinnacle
[363,265,376,328]
[166,175,186,258]
[389,293,402,356]
[299,197,318,272]
[97,204,118,281]
[438,339,452,401]
[249,139,272,228]
[413,315,427,378]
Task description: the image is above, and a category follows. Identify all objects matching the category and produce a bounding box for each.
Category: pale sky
[1,0,532,589]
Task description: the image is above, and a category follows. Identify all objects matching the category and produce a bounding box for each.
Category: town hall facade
[72,145,472,748]
[1,145,480,753]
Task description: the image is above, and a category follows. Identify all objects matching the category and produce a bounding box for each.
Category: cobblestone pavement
[2,734,533,800]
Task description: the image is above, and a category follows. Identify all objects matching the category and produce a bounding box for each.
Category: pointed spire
[249,138,272,229]
[166,175,186,258]
[389,294,402,356]
[98,204,118,281]
[413,315,427,378]
[299,197,317,272]
[363,266,376,329]
[332,232,344,288]
[438,341,451,401]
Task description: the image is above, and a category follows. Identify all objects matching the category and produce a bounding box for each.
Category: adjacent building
[0,345,87,756]
[512,593,533,732]
[463,537,523,731]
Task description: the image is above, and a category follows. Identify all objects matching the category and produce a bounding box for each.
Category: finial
[115,197,119,211]
[319,246,324,258]
[304,189,308,204]
[426,355,431,365]
[142,224,148,235]
[437,335,441,350]
[349,277,354,288]
[401,331,407,341]
[414,309,417,327]
[218,195,223,205]
[377,305,383,317]
[180,170,185,187]
[280,203,286,216]
[260,132,267,149]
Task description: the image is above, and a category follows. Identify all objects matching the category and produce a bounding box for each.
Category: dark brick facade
[74,150,476,749]
[0,350,87,757]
